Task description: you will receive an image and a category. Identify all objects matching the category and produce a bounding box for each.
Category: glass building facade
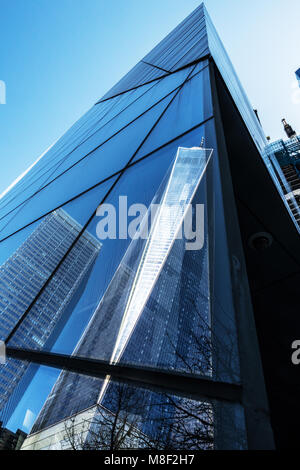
[0,4,276,449]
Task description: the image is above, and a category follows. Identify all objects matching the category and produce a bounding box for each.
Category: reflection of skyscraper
[110,147,211,366]
[0,209,101,421]
[26,147,221,448]
[29,260,136,431]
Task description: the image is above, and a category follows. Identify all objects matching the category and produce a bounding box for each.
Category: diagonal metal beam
[96,54,212,104]
[141,60,171,74]
[6,346,242,404]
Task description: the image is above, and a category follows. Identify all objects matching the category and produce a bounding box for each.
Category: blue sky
[0,0,299,197]
[1,0,300,431]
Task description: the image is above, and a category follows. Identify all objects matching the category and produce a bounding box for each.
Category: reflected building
[0,209,101,423]
[28,147,217,444]
[0,421,27,450]
[264,120,300,226]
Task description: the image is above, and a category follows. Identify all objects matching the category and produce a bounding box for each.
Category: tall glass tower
[1,3,288,449]
[264,126,300,227]
[296,68,300,87]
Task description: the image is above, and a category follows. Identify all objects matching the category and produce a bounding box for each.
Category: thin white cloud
[23,409,36,430]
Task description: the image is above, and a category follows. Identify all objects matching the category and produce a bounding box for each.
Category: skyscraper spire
[282,119,296,139]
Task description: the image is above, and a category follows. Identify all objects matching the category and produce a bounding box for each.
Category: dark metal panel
[209,61,275,450]
[6,346,242,404]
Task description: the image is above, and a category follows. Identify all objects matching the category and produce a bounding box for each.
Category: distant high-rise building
[264,122,300,226]
[282,119,296,139]
[0,209,101,424]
